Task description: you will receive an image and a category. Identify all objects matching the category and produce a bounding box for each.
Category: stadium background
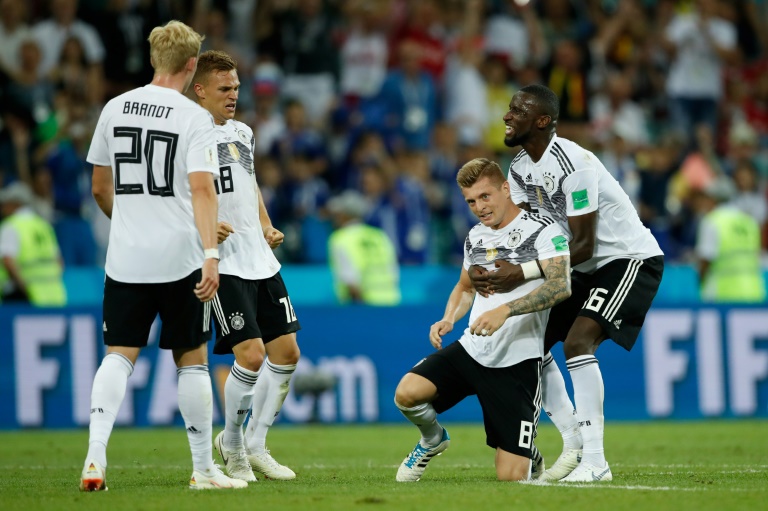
[1,0,767,429]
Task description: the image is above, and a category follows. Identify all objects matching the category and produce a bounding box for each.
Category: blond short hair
[148,20,204,74]
[456,158,506,189]
[193,50,238,85]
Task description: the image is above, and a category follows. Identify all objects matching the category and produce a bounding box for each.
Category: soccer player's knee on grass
[496,460,530,481]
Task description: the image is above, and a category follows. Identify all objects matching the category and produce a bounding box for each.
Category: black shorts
[409,341,542,458]
[102,270,212,350]
[545,256,664,352]
[211,272,301,354]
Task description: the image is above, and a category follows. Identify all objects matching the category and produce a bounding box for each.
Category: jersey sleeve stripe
[510,149,527,167]
[552,143,576,174]
[550,147,574,177]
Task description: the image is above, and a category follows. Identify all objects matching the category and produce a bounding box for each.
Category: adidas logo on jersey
[102,322,107,332]
[613,319,622,329]
[525,174,533,183]
[229,312,245,331]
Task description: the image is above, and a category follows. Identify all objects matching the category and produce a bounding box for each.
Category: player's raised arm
[429,267,475,350]
[470,254,571,336]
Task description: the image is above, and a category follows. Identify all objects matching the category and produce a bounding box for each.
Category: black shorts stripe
[212,294,230,336]
[603,259,643,321]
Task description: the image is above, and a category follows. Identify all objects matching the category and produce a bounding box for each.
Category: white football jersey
[215,120,281,279]
[460,211,570,368]
[87,85,220,283]
[507,135,662,273]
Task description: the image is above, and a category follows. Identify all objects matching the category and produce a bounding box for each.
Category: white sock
[85,352,134,468]
[223,361,258,450]
[177,365,214,473]
[245,359,295,454]
[395,401,443,447]
[542,352,581,450]
[567,355,606,467]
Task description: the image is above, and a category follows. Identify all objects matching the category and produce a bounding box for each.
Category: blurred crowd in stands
[1,0,767,268]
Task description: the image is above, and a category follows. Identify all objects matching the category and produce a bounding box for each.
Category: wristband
[521,260,542,280]
[204,248,220,260]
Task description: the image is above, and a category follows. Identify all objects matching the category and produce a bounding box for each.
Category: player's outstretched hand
[429,320,453,350]
[195,258,219,302]
[469,306,509,337]
[485,260,523,293]
[264,226,285,249]
[468,265,492,297]
[217,222,235,244]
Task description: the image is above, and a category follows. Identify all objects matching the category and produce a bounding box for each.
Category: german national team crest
[237,129,249,144]
[508,230,522,248]
[485,247,498,261]
[229,312,245,330]
[543,171,556,193]
[227,143,240,161]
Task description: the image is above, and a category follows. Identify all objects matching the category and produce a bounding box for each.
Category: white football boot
[247,449,296,480]
[189,465,249,489]
[560,461,612,483]
[79,459,107,492]
[539,448,583,481]
[214,431,257,482]
[396,428,450,482]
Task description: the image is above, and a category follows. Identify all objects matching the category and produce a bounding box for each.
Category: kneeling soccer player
[394,158,571,482]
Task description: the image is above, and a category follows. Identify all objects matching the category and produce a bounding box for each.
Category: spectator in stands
[49,35,102,109]
[272,0,340,125]
[661,0,738,146]
[376,39,439,152]
[32,0,105,102]
[0,181,66,305]
[483,0,547,72]
[6,37,56,138]
[730,158,767,228]
[253,61,285,156]
[339,0,389,108]
[327,189,400,306]
[0,0,30,76]
[695,177,765,303]
[444,36,489,146]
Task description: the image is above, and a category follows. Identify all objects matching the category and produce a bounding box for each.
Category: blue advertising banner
[1,304,766,429]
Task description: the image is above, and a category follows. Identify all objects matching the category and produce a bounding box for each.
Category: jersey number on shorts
[214,166,234,195]
[113,127,179,196]
[583,287,609,313]
[519,420,533,449]
[279,297,297,323]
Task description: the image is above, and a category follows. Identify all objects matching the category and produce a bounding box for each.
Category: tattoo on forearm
[505,256,571,317]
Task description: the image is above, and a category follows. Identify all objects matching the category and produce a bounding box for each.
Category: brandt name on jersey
[123,101,174,119]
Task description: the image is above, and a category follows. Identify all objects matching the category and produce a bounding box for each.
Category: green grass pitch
[0,421,765,511]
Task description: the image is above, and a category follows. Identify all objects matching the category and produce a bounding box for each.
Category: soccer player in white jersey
[191,50,300,482]
[80,22,246,491]
[394,158,572,482]
[471,84,665,482]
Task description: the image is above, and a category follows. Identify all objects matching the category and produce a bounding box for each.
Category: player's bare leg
[495,448,532,481]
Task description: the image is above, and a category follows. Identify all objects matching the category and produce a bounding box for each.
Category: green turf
[0,421,765,511]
